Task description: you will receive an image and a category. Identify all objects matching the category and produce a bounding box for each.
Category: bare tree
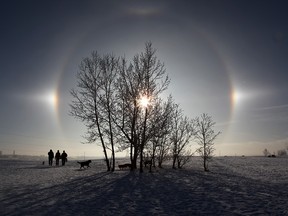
[263,148,270,157]
[113,42,170,172]
[70,53,118,171]
[155,133,171,168]
[177,149,194,169]
[144,96,174,171]
[277,149,287,156]
[170,104,195,169]
[71,42,204,174]
[194,113,221,171]
[98,54,119,171]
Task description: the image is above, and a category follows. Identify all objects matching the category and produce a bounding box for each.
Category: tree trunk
[177,158,181,169]
[130,143,133,169]
[172,154,177,169]
[152,142,156,168]
[140,146,144,173]
[204,156,208,171]
[107,107,115,171]
[111,146,115,171]
[103,148,110,171]
[140,107,148,173]
[131,145,138,170]
[158,161,162,168]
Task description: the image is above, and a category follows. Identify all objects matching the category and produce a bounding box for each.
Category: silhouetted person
[55,150,61,166]
[61,150,68,166]
[48,149,54,166]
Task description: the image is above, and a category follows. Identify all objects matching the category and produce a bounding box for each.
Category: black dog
[77,160,92,169]
[144,159,152,167]
[118,163,131,170]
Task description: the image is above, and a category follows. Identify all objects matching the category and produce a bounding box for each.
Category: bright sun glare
[32,89,58,112]
[232,91,240,104]
[31,89,59,117]
[139,96,149,108]
[47,91,58,110]
[232,89,246,107]
[43,91,58,111]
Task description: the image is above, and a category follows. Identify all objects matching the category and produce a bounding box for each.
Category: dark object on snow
[61,150,68,165]
[48,150,54,166]
[268,154,276,158]
[144,159,152,167]
[118,163,131,170]
[55,150,61,166]
[77,160,92,169]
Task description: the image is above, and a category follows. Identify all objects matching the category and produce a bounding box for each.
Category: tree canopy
[70,42,220,172]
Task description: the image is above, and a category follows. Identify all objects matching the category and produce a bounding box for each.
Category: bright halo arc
[231,89,243,107]
[46,91,58,112]
[31,89,58,112]
[29,89,59,125]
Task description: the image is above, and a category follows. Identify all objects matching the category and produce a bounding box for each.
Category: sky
[1,0,288,157]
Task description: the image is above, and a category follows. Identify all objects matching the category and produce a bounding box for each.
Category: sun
[139,96,149,108]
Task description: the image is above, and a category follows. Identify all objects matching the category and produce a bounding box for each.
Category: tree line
[70,42,220,172]
[263,143,288,157]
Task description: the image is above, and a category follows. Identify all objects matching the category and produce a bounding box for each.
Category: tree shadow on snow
[2,168,288,216]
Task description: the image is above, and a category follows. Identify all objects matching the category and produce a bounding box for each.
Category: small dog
[118,164,126,170]
[144,159,152,167]
[125,163,132,169]
[118,163,131,170]
[77,160,92,169]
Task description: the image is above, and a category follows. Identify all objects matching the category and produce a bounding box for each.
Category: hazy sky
[1,0,288,157]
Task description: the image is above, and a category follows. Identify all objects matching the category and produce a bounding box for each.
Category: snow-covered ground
[1,156,287,215]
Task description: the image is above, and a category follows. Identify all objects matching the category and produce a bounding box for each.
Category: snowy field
[1,156,288,216]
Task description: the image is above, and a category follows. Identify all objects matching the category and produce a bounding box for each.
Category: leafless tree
[194,113,221,171]
[177,149,194,169]
[70,53,118,171]
[277,149,287,156]
[144,96,174,171]
[111,42,170,172]
[263,148,270,157]
[170,104,195,169]
[155,133,171,168]
[71,42,209,173]
[98,54,119,171]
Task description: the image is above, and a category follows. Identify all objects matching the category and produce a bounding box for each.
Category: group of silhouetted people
[48,149,68,166]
